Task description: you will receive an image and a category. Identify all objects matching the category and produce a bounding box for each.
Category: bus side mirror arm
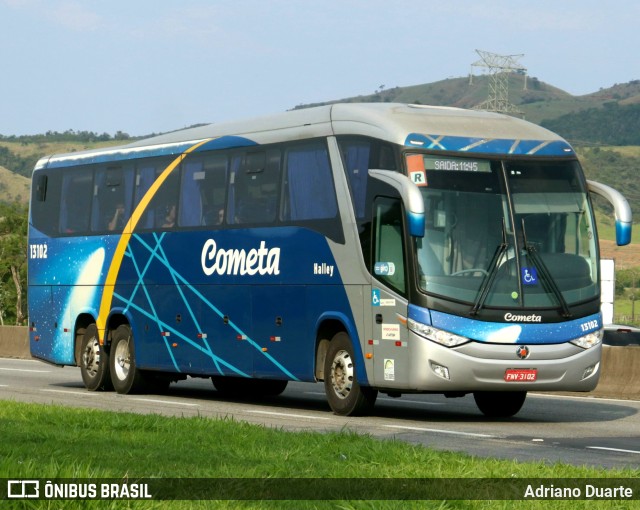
[369,169,425,237]
[587,180,633,246]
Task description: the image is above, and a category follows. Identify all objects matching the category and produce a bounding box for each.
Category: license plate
[504,369,537,382]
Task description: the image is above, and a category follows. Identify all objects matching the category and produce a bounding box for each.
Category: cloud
[50,1,101,32]
[1,0,101,31]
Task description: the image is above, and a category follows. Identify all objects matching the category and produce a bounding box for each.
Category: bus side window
[92,166,134,232]
[59,169,93,234]
[134,158,176,230]
[341,142,370,220]
[154,170,180,228]
[281,143,337,221]
[135,166,157,229]
[180,161,205,227]
[339,139,398,222]
[180,154,228,227]
[31,171,62,236]
[229,150,280,225]
[35,174,48,202]
[373,197,406,295]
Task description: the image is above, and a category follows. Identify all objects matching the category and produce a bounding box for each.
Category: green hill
[295,74,573,116]
[294,76,640,144]
[0,165,29,204]
[2,76,639,208]
[542,103,640,145]
[0,139,124,205]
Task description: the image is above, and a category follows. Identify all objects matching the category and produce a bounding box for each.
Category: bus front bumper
[401,333,602,393]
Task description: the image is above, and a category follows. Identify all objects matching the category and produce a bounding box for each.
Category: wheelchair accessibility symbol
[521,267,538,285]
[372,289,381,306]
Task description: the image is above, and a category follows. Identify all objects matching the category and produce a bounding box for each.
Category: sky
[1,0,639,136]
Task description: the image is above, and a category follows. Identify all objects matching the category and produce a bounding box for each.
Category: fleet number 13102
[30,243,48,259]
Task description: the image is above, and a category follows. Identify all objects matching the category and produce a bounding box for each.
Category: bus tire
[323,332,377,416]
[473,391,527,418]
[80,324,112,391]
[110,325,147,394]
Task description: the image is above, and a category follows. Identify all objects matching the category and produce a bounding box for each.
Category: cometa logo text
[201,239,280,276]
[504,313,542,323]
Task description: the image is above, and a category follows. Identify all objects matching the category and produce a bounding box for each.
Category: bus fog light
[430,362,450,380]
[582,362,599,380]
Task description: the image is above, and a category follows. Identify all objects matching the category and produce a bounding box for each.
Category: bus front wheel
[80,324,112,391]
[323,332,377,416]
[110,325,147,394]
[473,391,527,418]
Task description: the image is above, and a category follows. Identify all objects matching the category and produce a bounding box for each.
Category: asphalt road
[2,357,639,470]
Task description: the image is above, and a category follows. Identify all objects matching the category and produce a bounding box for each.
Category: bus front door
[371,286,410,388]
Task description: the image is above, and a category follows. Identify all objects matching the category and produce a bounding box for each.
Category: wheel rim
[113,339,131,381]
[330,349,354,399]
[82,338,100,378]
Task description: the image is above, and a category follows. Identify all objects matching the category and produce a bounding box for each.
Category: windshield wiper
[520,219,572,318]
[470,219,509,316]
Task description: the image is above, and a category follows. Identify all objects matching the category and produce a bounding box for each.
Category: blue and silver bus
[28,103,632,417]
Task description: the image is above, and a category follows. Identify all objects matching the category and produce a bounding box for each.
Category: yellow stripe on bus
[96,138,212,344]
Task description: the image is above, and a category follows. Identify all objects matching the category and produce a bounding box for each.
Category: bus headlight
[408,319,469,347]
[570,329,603,349]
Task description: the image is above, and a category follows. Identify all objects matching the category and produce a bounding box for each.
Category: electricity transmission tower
[470,50,527,116]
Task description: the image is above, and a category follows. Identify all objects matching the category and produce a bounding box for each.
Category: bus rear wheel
[211,376,288,398]
[80,324,112,391]
[473,391,527,418]
[110,325,147,394]
[323,332,377,416]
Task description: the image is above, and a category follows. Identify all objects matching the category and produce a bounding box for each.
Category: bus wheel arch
[74,313,96,366]
[315,319,346,381]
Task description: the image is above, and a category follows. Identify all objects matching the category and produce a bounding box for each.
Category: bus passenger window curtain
[180,162,203,227]
[227,156,242,224]
[90,170,107,231]
[59,174,73,233]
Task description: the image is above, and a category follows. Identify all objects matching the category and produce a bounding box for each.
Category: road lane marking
[42,389,89,396]
[587,446,640,455]
[246,410,330,420]
[533,393,640,405]
[0,358,41,363]
[379,398,445,406]
[131,398,200,407]
[0,367,51,373]
[384,425,495,438]
[305,391,445,406]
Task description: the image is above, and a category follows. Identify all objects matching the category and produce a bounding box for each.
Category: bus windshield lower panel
[413,156,599,310]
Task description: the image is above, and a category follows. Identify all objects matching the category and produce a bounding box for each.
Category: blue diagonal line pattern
[112,232,298,381]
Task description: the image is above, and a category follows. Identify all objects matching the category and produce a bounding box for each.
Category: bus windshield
[413,155,599,310]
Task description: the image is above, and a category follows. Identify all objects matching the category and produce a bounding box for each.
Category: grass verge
[1,401,638,509]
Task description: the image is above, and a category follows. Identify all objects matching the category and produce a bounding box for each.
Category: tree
[0,202,28,325]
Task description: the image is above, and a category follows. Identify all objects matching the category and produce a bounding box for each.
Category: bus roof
[35,103,572,170]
